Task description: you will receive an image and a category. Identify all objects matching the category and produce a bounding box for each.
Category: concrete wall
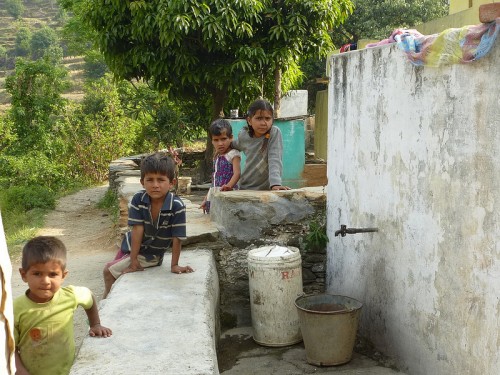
[326,41,499,375]
[450,0,492,15]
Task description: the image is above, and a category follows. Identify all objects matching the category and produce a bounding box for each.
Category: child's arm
[85,293,112,337]
[268,129,290,190]
[15,351,31,375]
[170,237,194,274]
[199,193,209,213]
[123,224,145,273]
[221,155,241,191]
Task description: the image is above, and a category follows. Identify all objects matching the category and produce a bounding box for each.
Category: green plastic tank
[228,119,305,188]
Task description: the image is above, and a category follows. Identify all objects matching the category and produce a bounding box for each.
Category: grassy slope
[0,0,85,111]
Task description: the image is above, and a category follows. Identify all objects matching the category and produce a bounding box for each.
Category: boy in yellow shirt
[14,236,112,375]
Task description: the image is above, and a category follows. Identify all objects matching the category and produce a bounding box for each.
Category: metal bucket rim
[294,293,363,315]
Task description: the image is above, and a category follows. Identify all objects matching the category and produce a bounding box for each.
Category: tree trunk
[273,62,281,119]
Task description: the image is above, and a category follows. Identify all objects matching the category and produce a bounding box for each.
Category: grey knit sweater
[232,126,283,190]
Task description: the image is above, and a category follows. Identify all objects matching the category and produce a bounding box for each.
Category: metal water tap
[334,224,379,237]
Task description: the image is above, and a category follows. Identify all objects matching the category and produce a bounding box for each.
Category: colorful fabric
[395,18,500,66]
[14,286,94,375]
[366,28,423,48]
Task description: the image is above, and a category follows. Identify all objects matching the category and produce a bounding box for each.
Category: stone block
[479,3,500,23]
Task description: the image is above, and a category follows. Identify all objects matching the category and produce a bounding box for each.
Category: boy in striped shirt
[103,153,194,298]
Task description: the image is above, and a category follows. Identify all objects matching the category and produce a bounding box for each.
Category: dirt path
[10,184,118,348]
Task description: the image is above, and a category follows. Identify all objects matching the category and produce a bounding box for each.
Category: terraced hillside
[0,0,85,112]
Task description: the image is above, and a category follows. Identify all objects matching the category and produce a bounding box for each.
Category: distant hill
[0,0,85,112]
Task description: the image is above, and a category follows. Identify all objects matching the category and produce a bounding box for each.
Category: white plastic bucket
[247,245,303,346]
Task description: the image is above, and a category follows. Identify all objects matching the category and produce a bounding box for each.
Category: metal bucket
[294,294,362,366]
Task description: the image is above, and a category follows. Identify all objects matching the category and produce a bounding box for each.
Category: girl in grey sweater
[232,99,290,190]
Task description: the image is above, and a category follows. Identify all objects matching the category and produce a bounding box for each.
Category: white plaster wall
[326,42,499,375]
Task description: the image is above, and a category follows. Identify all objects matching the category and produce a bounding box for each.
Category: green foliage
[116,81,206,149]
[61,0,353,121]
[96,188,119,223]
[42,45,64,65]
[0,113,17,155]
[0,46,7,71]
[30,26,59,60]
[83,50,109,80]
[1,207,47,257]
[0,152,70,191]
[60,8,96,56]
[61,75,141,182]
[305,219,328,252]
[15,26,31,57]
[4,57,69,153]
[6,0,24,20]
[330,0,449,46]
[0,185,55,212]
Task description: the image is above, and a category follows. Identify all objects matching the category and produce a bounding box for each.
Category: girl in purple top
[201,119,241,213]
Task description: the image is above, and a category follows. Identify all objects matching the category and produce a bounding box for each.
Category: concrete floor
[217,327,405,375]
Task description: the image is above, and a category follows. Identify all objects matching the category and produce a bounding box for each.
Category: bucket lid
[247,245,299,261]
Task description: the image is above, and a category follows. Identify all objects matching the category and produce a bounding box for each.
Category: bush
[0,152,71,192]
[84,50,109,80]
[6,0,24,20]
[0,185,55,212]
[15,27,31,57]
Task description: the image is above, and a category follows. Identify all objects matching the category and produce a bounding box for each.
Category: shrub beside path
[10,184,118,348]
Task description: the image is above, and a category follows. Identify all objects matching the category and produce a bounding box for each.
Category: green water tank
[228,119,305,188]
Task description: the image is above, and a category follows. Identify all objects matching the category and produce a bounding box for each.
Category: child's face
[141,172,175,201]
[247,109,273,138]
[19,261,68,303]
[211,130,233,154]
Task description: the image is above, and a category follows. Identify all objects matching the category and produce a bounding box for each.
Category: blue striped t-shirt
[120,190,186,258]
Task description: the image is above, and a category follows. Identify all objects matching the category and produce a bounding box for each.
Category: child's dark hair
[209,119,233,138]
[247,99,273,118]
[246,99,274,151]
[140,153,176,181]
[21,236,67,271]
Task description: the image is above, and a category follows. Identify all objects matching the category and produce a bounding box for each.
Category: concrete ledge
[210,187,326,241]
[71,249,220,375]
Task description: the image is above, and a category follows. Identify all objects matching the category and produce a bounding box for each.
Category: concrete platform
[70,249,220,375]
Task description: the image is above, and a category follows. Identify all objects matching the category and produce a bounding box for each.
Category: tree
[4,57,69,153]
[330,0,449,47]
[6,0,24,20]
[30,26,59,60]
[60,0,353,176]
[15,26,31,57]
[60,0,352,119]
[61,75,141,181]
[0,46,7,73]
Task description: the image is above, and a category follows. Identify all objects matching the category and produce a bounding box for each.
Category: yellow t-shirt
[14,285,93,375]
